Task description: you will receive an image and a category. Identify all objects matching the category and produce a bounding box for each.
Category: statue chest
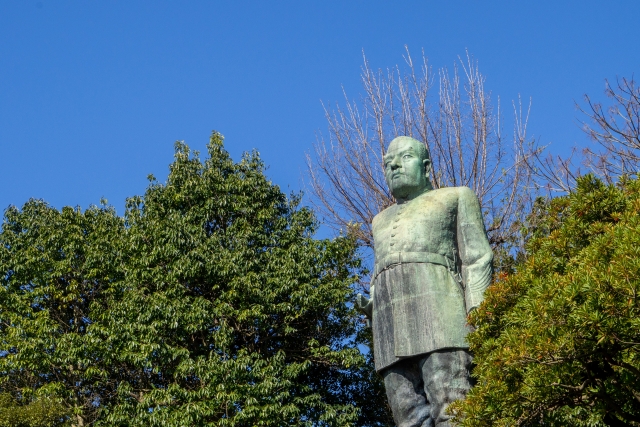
[373,192,459,259]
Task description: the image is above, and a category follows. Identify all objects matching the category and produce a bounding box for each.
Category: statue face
[384,138,430,200]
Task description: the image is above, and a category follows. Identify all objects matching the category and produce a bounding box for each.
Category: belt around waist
[373,251,454,279]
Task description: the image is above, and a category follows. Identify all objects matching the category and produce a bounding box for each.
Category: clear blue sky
[1,1,639,215]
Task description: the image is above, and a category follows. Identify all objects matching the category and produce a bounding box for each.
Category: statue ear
[423,158,431,177]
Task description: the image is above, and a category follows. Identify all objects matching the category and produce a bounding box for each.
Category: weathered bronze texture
[358,136,492,426]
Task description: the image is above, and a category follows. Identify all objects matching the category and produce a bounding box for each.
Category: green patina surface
[357,136,493,371]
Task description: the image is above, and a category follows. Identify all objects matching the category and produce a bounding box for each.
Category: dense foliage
[452,175,640,426]
[0,394,68,427]
[0,133,389,426]
[0,198,125,426]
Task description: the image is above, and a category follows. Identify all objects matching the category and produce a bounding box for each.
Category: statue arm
[457,187,493,313]
[356,282,374,319]
[358,214,380,321]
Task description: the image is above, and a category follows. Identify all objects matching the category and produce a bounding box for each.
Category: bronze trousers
[381,349,474,427]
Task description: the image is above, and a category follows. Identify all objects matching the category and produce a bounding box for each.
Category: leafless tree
[525,147,581,194]
[527,76,640,194]
[306,48,539,269]
[581,77,640,182]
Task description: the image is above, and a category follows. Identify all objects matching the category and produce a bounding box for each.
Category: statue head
[383,136,432,201]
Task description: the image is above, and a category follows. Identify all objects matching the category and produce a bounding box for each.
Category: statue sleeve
[456,187,493,313]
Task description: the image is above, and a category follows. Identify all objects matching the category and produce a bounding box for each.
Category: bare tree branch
[580,76,640,181]
[306,48,542,282]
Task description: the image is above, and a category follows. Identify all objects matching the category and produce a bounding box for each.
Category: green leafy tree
[98,133,371,426]
[451,175,640,426]
[0,132,387,426]
[0,198,125,426]
[0,394,68,427]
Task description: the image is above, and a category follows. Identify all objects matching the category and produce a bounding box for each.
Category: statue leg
[419,349,474,427]
[381,358,434,427]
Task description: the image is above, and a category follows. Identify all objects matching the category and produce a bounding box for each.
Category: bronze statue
[357,136,492,427]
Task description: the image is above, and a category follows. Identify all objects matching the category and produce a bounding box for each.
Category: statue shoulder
[422,186,480,208]
[372,204,395,228]
[452,186,484,218]
[428,185,477,198]
[454,186,479,200]
[419,186,469,203]
[429,186,462,197]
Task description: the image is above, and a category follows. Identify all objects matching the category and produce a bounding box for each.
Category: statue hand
[466,306,478,332]
[356,293,373,319]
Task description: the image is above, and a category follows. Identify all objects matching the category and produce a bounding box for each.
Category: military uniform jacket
[371,186,492,372]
